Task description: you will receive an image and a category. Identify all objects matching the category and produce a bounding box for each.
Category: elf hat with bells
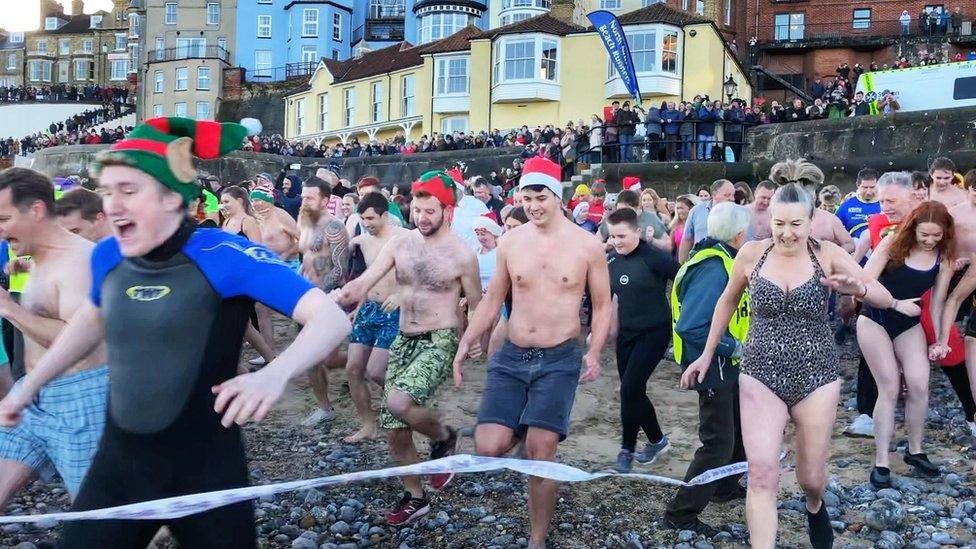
[92,117,247,204]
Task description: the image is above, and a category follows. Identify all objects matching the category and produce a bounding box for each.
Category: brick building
[742,0,976,101]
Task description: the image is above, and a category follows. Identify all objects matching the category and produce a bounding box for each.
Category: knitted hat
[256,172,274,183]
[591,180,607,197]
[411,170,460,208]
[92,117,247,204]
[518,156,562,198]
[622,176,641,192]
[249,181,275,204]
[473,214,503,237]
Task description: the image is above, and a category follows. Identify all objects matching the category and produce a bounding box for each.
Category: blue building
[236,0,355,81]
[237,0,489,81]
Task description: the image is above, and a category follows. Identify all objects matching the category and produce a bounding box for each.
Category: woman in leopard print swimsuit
[683,161,903,549]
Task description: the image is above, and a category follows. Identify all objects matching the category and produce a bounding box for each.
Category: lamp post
[724,75,738,103]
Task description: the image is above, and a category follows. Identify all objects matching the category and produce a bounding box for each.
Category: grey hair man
[678,179,736,263]
[666,202,751,535]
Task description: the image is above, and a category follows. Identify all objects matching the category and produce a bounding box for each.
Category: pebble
[677,530,695,542]
[877,488,903,501]
[338,505,357,523]
[330,520,351,536]
[13,543,37,549]
[460,481,486,497]
[931,532,956,544]
[290,537,317,549]
[866,499,905,531]
[479,515,498,524]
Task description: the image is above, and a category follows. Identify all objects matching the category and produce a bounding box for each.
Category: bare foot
[343,426,382,443]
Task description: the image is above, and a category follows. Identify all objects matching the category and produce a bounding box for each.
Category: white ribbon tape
[0,454,749,524]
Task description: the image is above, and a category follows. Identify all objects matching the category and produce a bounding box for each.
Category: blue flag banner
[587,10,641,105]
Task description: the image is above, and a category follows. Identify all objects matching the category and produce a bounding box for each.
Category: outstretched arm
[337,234,399,305]
[453,242,511,386]
[582,241,612,382]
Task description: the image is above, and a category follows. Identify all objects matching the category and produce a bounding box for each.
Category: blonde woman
[640,188,672,226]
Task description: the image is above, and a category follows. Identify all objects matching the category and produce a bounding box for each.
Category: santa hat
[622,176,641,192]
[249,181,275,204]
[473,214,503,237]
[446,167,465,184]
[518,155,562,199]
[92,117,246,204]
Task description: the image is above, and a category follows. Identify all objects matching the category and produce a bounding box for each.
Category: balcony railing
[285,61,317,79]
[147,45,230,64]
[364,19,405,41]
[757,18,974,44]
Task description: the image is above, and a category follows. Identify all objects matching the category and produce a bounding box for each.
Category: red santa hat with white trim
[518,155,563,199]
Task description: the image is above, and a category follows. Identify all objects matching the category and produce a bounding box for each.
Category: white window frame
[110,59,127,81]
[207,3,220,26]
[301,45,317,63]
[254,50,272,77]
[440,116,468,135]
[600,0,621,8]
[59,39,70,56]
[257,15,272,38]
[641,0,663,6]
[197,66,211,90]
[115,33,126,51]
[695,0,704,15]
[419,12,467,44]
[258,0,272,3]
[45,17,58,30]
[36,40,47,54]
[174,102,187,118]
[6,53,16,71]
[295,98,305,134]
[89,15,101,28]
[724,0,732,25]
[75,59,88,80]
[318,93,328,131]
[164,2,177,25]
[303,9,319,37]
[153,104,163,117]
[333,13,342,41]
[82,39,93,53]
[343,87,354,127]
[401,74,415,117]
[218,37,227,54]
[853,8,871,29]
[10,32,23,44]
[492,34,559,85]
[606,25,681,78]
[371,81,383,123]
[154,70,164,92]
[129,13,140,37]
[435,56,469,96]
[196,101,211,120]
[175,67,188,90]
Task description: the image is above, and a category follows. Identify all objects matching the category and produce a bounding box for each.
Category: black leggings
[59,420,256,549]
[616,328,670,452]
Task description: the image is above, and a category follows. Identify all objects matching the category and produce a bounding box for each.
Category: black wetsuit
[59,219,313,549]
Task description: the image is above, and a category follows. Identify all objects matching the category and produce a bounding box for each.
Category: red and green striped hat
[411,170,460,208]
[93,117,247,204]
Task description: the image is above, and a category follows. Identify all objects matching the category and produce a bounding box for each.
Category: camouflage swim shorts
[379,329,459,430]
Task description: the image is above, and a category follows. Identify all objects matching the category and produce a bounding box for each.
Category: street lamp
[724,75,738,102]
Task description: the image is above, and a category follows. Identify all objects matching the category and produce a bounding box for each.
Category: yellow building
[284,2,751,145]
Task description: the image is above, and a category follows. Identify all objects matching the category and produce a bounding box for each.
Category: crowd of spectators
[0,84,130,104]
[1,101,134,157]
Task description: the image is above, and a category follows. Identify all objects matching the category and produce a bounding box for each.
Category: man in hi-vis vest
[663,202,751,536]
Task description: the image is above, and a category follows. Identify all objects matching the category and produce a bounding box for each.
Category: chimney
[72,0,84,16]
[548,0,584,26]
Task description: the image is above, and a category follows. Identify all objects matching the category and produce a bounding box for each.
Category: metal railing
[147,45,231,64]
[572,120,754,164]
[757,18,972,44]
[364,19,405,41]
[245,63,320,82]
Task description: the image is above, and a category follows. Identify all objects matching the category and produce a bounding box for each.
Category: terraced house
[282,2,750,144]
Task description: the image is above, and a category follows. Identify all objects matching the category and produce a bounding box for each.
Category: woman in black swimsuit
[684,161,901,549]
[220,185,276,367]
[859,201,954,488]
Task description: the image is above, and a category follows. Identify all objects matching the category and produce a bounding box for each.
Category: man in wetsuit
[343,192,407,443]
[0,118,351,548]
[298,175,349,426]
[453,156,612,549]
[336,171,482,526]
[55,188,112,242]
[0,168,108,505]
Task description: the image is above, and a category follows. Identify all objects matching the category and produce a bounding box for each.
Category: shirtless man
[250,182,300,269]
[810,189,854,252]
[55,188,111,242]
[453,156,612,549]
[747,180,776,241]
[0,168,108,504]
[298,176,349,426]
[336,170,482,525]
[950,171,976,262]
[343,192,407,443]
[929,157,967,208]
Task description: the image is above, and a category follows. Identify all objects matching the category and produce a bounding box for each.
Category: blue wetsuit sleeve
[184,230,314,316]
[89,238,123,307]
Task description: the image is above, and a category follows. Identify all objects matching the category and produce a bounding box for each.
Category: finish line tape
[0,454,749,523]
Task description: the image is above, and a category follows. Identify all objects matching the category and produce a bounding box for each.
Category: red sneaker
[386,492,430,526]
[428,427,458,491]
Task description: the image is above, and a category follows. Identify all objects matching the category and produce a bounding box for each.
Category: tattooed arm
[323,219,350,291]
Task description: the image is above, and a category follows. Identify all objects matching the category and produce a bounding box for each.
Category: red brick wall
[223,67,243,102]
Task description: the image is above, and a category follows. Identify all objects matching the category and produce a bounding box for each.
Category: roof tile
[614,3,711,26]
[473,13,586,40]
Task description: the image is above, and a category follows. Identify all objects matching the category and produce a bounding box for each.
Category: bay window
[492,35,558,84]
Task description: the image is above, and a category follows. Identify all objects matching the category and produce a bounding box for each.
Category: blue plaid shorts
[0,366,108,496]
[349,300,400,350]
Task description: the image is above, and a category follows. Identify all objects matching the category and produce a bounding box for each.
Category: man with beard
[297,176,349,426]
[452,156,611,549]
[335,171,482,525]
[0,168,108,506]
[342,192,407,443]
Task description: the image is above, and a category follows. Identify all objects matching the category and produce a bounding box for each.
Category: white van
[855,61,976,113]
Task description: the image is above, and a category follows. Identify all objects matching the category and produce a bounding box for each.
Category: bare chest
[22,272,59,320]
[394,242,462,292]
[508,248,588,292]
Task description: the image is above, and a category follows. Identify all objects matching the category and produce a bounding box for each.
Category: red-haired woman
[858,201,955,488]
